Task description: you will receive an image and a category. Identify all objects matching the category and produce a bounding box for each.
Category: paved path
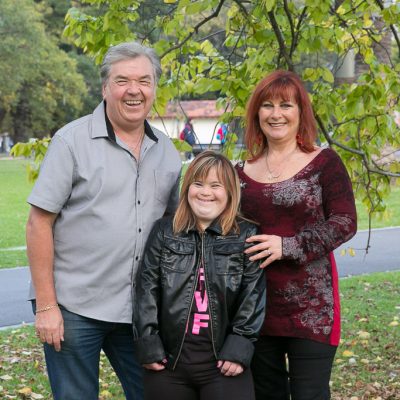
[334,226,400,277]
[1,227,399,329]
[0,267,33,328]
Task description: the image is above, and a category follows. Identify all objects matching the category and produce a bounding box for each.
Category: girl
[134,151,266,400]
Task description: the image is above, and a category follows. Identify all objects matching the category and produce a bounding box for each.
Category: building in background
[149,100,225,145]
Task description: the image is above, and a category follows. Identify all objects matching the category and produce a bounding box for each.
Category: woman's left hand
[217,360,244,376]
[245,234,283,268]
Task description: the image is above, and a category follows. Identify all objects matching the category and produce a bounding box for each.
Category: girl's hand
[217,360,244,376]
[143,360,167,371]
[245,234,283,268]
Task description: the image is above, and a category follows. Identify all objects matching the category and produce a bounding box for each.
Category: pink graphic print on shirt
[190,267,209,335]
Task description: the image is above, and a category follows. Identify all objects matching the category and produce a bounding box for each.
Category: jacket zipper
[202,232,218,359]
[172,233,202,370]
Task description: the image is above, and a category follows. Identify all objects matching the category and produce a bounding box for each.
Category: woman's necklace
[265,147,298,181]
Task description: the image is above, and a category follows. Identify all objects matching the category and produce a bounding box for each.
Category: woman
[235,70,357,399]
[134,151,266,400]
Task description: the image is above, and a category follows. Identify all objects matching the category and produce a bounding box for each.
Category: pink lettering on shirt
[192,313,209,334]
[191,267,209,335]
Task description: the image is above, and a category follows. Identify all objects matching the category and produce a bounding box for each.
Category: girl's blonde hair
[173,151,241,235]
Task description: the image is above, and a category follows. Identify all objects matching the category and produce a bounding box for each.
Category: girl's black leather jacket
[133,216,266,370]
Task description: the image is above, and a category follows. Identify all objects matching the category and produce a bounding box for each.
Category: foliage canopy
[62,0,400,220]
[11,0,400,225]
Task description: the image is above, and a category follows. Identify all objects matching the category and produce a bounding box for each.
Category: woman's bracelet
[36,304,59,313]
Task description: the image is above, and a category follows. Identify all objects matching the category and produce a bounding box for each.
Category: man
[26,42,181,400]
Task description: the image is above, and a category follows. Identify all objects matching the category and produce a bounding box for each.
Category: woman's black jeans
[251,336,337,400]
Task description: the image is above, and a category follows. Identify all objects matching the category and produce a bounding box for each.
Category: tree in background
[0,0,87,143]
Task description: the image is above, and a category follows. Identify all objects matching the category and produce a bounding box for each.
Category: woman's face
[258,97,300,144]
[188,167,228,231]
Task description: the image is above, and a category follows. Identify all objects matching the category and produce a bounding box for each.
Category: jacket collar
[188,220,223,235]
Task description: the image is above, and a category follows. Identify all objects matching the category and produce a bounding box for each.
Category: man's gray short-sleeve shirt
[28,102,181,323]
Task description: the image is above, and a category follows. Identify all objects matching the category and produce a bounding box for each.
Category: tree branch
[160,0,226,58]
[315,113,400,178]
[267,10,294,70]
[374,0,400,50]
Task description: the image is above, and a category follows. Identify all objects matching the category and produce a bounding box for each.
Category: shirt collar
[92,101,158,143]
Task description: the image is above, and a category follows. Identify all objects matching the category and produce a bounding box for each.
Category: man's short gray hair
[100,42,162,85]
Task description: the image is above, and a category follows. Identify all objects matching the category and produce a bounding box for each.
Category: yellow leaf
[100,390,112,398]
[357,331,371,339]
[361,358,369,364]
[389,320,398,326]
[342,350,354,357]
[335,358,344,363]
[358,317,368,322]
[18,387,32,395]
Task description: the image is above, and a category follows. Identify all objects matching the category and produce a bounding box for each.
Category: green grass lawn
[356,185,400,230]
[0,271,398,399]
[0,158,399,268]
[0,158,33,268]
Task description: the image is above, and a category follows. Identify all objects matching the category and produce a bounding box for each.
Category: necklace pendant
[267,173,279,180]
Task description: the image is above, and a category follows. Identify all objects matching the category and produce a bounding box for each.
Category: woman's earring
[296,134,304,148]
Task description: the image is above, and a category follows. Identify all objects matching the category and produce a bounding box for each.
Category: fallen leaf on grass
[0,375,12,381]
[342,350,354,357]
[99,389,112,398]
[17,387,32,396]
[388,320,398,326]
[31,393,45,399]
[357,331,370,339]
[348,357,357,365]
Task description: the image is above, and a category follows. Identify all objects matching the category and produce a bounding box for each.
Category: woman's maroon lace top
[235,148,357,345]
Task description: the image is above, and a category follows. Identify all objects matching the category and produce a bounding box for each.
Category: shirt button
[138,200,141,204]
[138,228,142,233]
[135,256,139,261]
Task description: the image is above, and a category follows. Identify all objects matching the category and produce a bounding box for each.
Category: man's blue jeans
[42,307,143,400]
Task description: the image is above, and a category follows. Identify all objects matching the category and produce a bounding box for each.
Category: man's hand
[35,307,64,352]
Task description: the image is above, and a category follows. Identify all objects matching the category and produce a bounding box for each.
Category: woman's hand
[245,234,283,268]
[217,360,244,376]
[143,360,167,371]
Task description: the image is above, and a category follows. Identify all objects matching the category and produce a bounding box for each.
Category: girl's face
[188,167,228,231]
[258,97,300,144]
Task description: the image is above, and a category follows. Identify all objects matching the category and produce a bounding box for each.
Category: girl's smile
[188,167,228,231]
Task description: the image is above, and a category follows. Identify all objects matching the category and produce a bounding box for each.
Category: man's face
[102,56,156,132]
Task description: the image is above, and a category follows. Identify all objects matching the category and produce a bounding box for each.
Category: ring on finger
[266,250,271,256]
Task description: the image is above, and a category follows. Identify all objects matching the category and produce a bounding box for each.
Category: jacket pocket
[161,238,195,273]
[213,242,244,275]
